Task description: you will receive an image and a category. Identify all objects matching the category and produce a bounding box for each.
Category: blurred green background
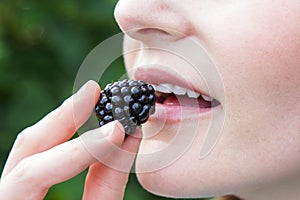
[0,0,210,199]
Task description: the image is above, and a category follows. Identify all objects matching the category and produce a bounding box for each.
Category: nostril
[125,27,188,43]
[137,28,171,37]
[135,27,178,41]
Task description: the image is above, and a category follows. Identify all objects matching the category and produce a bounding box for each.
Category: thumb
[83,128,142,200]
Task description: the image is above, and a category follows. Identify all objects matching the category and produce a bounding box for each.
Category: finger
[1,80,100,179]
[0,121,125,200]
[83,128,142,200]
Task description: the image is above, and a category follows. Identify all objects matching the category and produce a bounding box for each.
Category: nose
[114,0,194,42]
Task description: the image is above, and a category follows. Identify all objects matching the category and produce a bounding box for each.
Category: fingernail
[82,121,124,146]
[72,80,100,112]
[80,121,125,161]
[75,80,94,96]
[99,121,119,137]
[101,121,125,149]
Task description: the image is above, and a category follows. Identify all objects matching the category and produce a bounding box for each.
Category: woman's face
[114,0,300,197]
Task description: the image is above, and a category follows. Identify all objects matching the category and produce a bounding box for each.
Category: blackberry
[95,80,156,135]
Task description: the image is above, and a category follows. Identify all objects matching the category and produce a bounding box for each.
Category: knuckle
[69,141,85,163]
[96,176,126,194]
[6,157,49,192]
[68,140,95,168]
[9,157,34,183]
[70,141,81,155]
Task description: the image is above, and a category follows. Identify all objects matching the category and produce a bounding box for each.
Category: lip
[148,102,221,125]
[134,67,221,124]
[134,67,211,97]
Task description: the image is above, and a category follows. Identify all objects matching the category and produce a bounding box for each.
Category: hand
[0,81,141,200]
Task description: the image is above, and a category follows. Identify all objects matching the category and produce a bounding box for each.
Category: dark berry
[95,79,156,135]
[138,104,150,123]
[120,87,129,95]
[138,94,148,104]
[123,95,133,104]
[118,116,128,124]
[148,93,156,105]
[138,80,146,85]
[131,102,142,115]
[141,85,150,95]
[147,84,155,93]
[129,80,139,87]
[99,94,108,106]
[131,87,142,99]
[118,80,128,87]
[113,107,124,118]
[99,121,105,127]
[123,106,130,112]
[111,95,122,105]
[103,115,113,123]
[97,109,105,117]
[105,103,112,112]
[111,87,120,95]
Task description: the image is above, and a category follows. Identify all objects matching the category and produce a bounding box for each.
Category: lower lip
[148,102,221,124]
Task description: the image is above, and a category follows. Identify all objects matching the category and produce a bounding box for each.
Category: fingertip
[74,80,100,102]
[85,80,101,104]
[120,127,142,153]
[132,127,143,139]
[87,80,101,91]
[106,121,125,147]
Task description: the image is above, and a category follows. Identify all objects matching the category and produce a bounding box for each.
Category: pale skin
[115,0,300,199]
[1,0,300,200]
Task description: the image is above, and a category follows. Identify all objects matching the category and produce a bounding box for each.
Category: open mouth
[154,83,221,109]
[134,67,222,122]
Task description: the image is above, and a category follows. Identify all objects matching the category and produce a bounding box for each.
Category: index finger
[1,80,100,179]
[83,128,142,200]
[0,121,125,200]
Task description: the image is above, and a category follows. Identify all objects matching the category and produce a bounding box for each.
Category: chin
[136,166,206,198]
[135,158,226,199]
[136,171,188,198]
[134,136,237,199]
[134,122,255,199]
[133,128,208,198]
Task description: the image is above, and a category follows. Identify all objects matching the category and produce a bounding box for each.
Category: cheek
[201,0,300,188]
[203,1,300,138]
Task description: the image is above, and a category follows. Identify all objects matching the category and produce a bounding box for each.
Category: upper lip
[134,66,214,98]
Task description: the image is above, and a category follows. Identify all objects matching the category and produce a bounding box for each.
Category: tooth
[187,89,200,98]
[173,85,186,95]
[202,94,213,101]
[151,84,157,90]
[156,83,173,93]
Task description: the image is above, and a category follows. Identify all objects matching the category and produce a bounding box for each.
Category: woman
[1,0,299,199]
